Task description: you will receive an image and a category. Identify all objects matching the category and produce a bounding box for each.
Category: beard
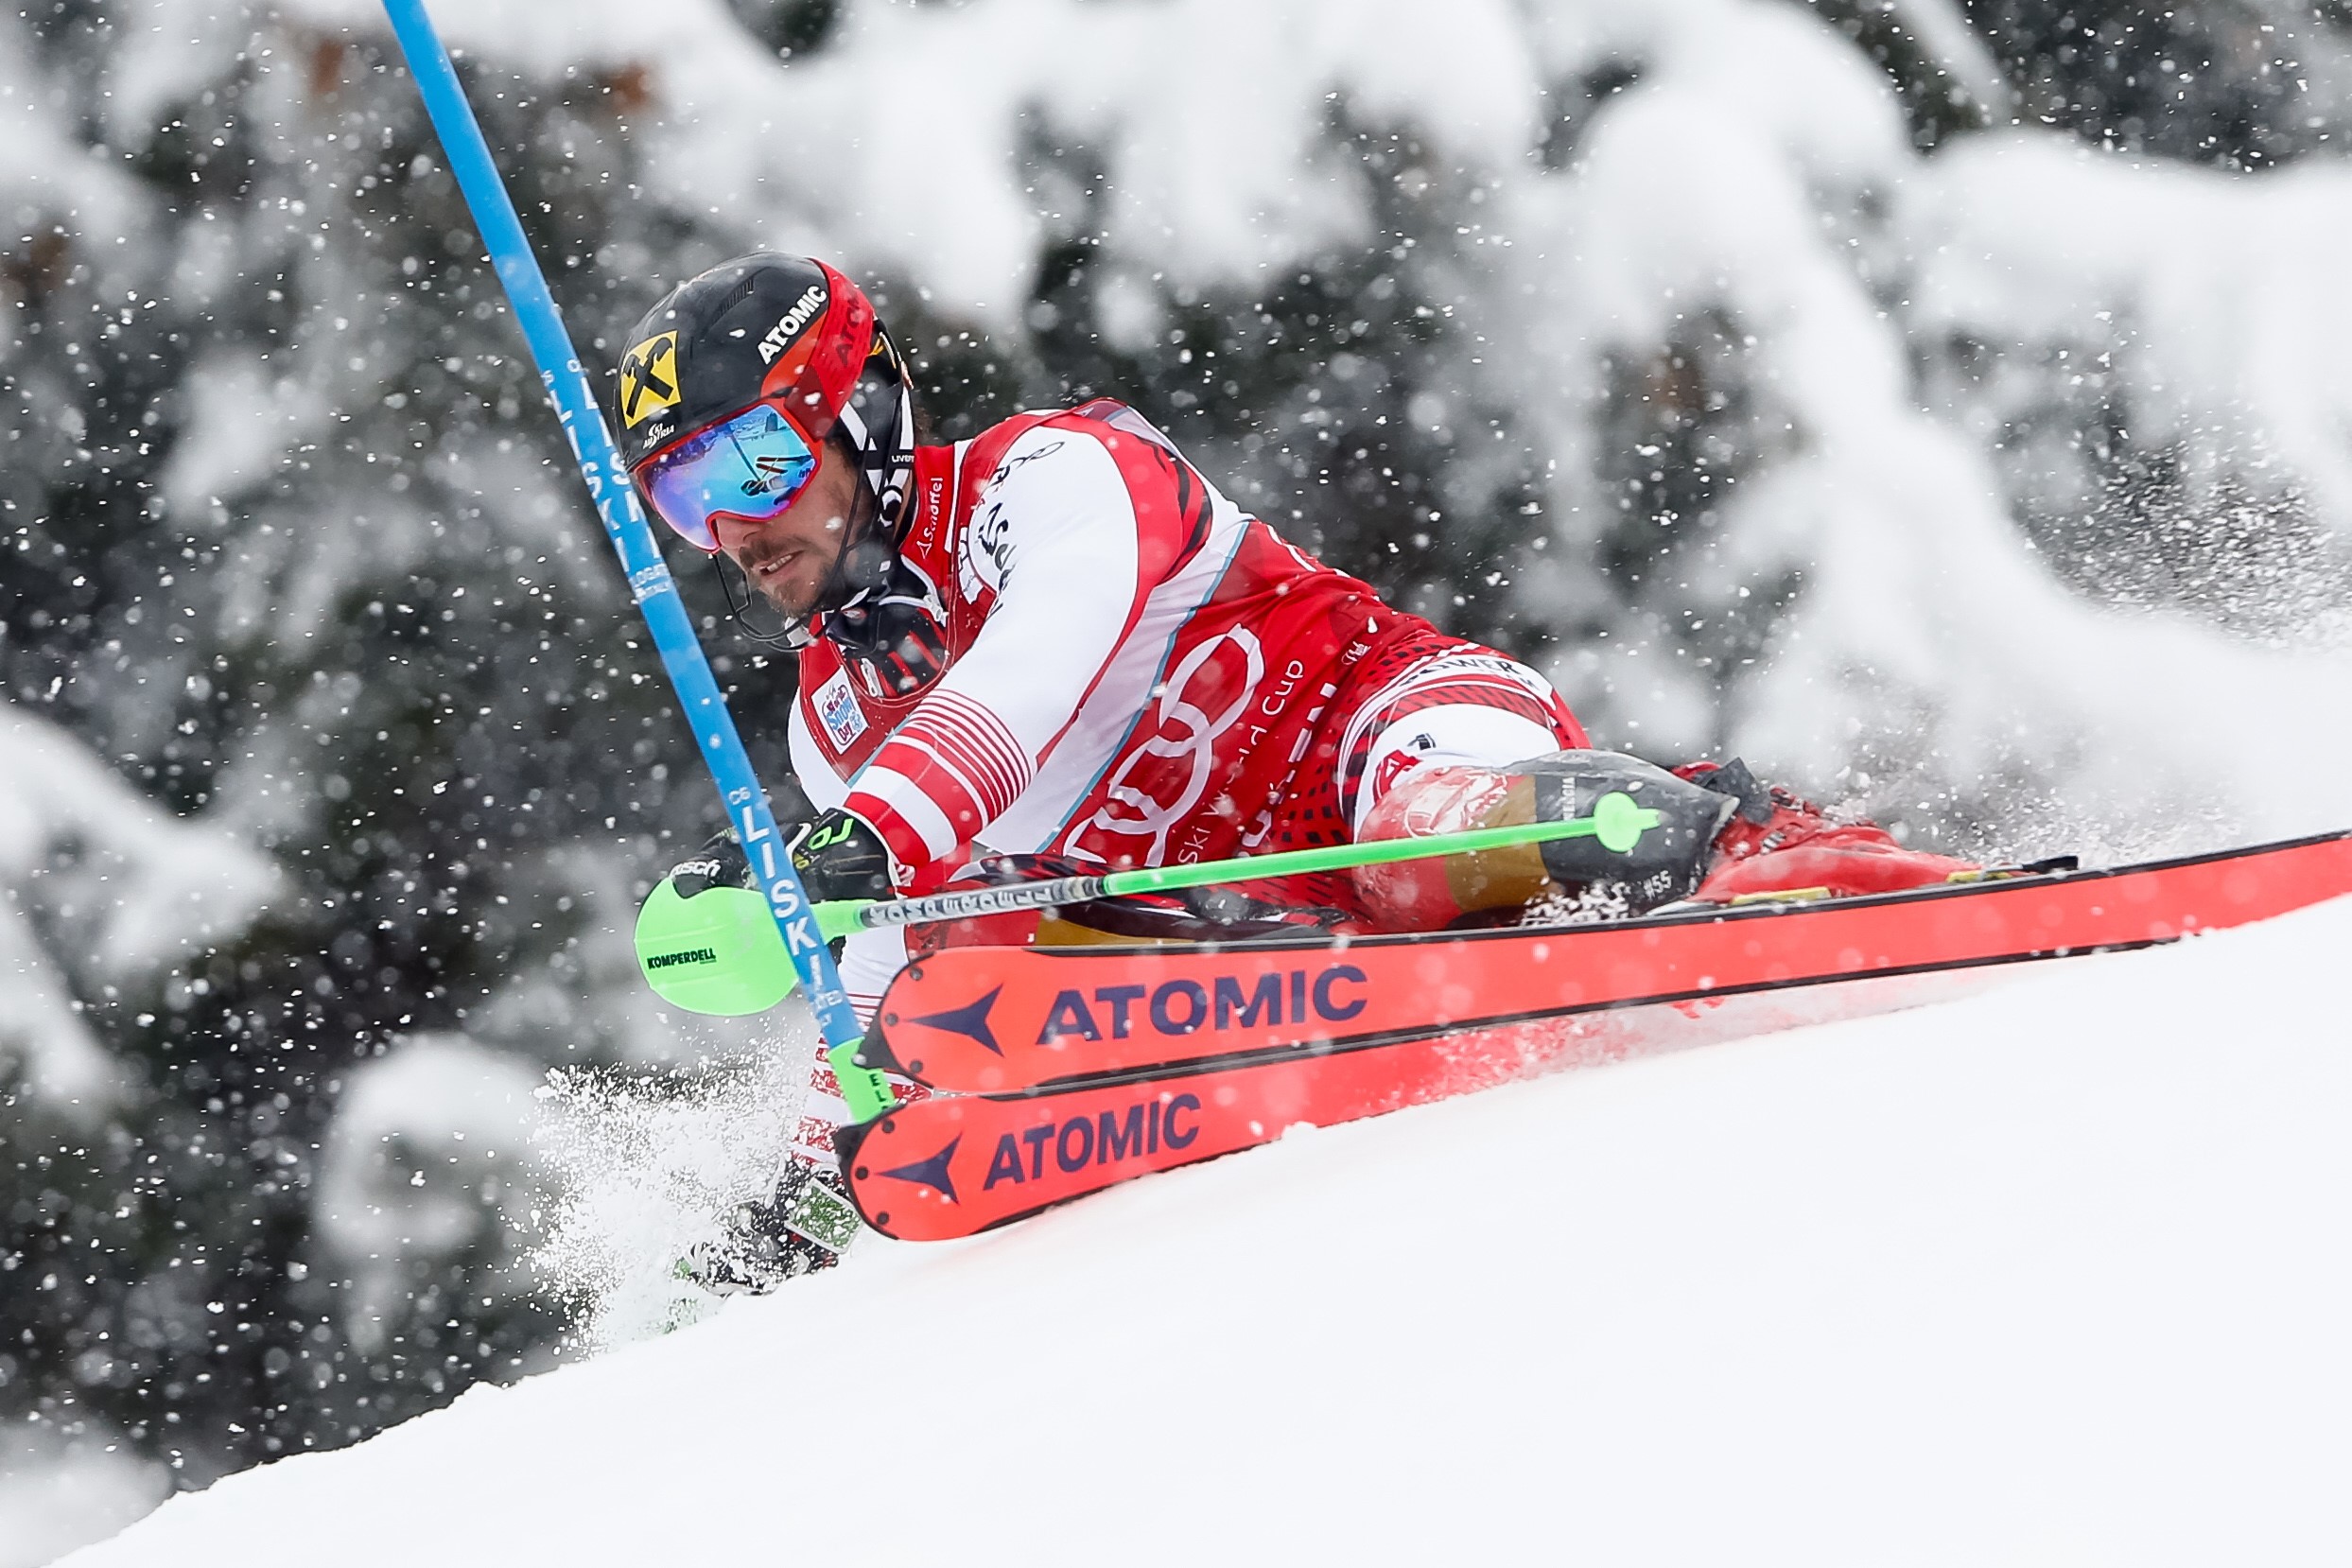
[735,478,869,621]
[748,548,830,618]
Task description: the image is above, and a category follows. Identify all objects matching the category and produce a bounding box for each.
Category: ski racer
[614,254,1973,1285]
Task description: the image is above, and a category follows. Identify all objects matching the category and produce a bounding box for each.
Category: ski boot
[1675,759,1977,903]
[678,1160,864,1296]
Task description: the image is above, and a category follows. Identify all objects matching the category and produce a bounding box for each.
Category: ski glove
[664,828,756,900]
[789,808,897,903]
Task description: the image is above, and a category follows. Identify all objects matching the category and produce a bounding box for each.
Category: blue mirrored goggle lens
[641,403,818,550]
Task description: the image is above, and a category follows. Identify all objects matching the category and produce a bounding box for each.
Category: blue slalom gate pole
[379,0,886,1110]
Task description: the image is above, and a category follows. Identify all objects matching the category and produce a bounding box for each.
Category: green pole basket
[634,880,799,1017]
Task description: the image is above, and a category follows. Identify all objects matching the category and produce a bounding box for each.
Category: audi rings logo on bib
[1066,628,1265,863]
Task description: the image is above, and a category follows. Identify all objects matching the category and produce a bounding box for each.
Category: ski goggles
[636,400,820,552]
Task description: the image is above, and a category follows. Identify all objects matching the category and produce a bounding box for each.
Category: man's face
[709,437,860,618]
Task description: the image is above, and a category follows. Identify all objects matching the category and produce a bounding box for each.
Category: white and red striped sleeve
[845,426,1157,871]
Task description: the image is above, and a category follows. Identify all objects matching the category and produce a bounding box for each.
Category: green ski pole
[636,791,1664,1016]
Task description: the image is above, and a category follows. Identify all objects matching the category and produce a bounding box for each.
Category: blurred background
[6,0,2352,1557]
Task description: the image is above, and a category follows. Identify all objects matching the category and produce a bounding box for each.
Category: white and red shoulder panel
[791,401,1245,874]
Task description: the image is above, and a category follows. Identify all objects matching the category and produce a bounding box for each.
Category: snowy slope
[65,897,2352,1566]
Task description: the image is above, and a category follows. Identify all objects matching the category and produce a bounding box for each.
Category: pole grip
[853,876,1111,930]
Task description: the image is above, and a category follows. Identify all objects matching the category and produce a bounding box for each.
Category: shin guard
[1354,749,1734,929]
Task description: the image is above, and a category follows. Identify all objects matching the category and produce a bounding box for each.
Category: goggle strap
[835,399,870,450]
[835,389,912,533]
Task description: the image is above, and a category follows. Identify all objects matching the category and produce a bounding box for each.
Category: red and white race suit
[781,401,1585,1166]
[791,400,1586,996]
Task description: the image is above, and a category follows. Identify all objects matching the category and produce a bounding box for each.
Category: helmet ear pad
[836,322,917,540]
[832,434,896,601]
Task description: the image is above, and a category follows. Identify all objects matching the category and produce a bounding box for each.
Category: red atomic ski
[837,831,2352,1241]
[839,969,1993,1242]
[858,831,2352,1094]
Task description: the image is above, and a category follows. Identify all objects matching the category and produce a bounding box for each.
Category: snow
[309,1035,549,1357]
[529,1046,817,1350]
[1498,1,2352,832]
[0,1442,169,1568]
[1878,0,2012,115]
[65,894,2352,1565]
[0,16,139,239]
[1910,131,2352,529]
[0,705,282,1118]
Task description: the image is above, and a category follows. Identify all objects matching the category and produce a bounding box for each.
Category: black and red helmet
[616,254,916,579]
